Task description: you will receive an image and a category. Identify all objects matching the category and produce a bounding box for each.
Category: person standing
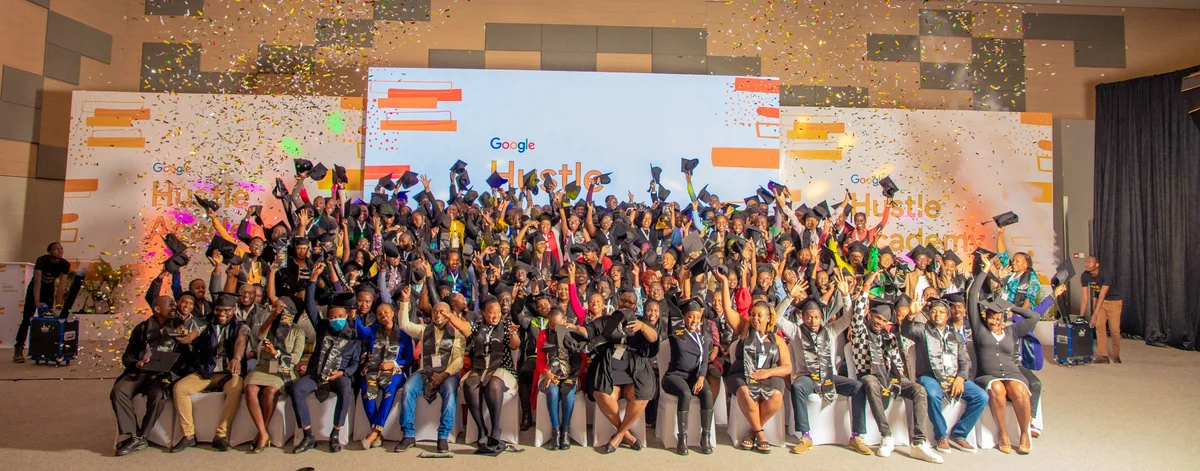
[1080,256,1122,364]
[14,242,71,363]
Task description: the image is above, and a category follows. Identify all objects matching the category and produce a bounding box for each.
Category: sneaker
[877,436,894,457]
[935,438,951,454]
[211,436,230,452]
[437,438,450,453]
[1094,356,1110,364]
[949,437,977,453]
[848,436,873,455]
[393,437,416,452]
[910,441,945,464]
[170,435,195,453]
[790,436,813,454]
[12,347,24,364]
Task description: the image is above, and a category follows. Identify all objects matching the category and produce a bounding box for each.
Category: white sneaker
[877,436,894,457]
[911,441,945,464]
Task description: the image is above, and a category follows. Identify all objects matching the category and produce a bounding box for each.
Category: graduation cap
[767,180,788,195]
[680,297,704,314]
[833,199,852,217]
[656,187,671,202]
[377,173,396,192]
[1051,261,1076,287]
[523,169,539,195]
[345,204,363,219]
[650,165,662,184]
[878,246,895,258]
[308,163,328,182]
[728,235,749,254]
[907,244,930,261]
[526,231,546,244]
[681,157,700,175]
[463,190,480,206]
[813,200,832,220]
[450,160,468,174]
[479,192,495,209]
[164,233,188,256]
[330,291,356,308]
[942,250,962,265]
[867,297,895,321]
[456,170,471,191]
[797,203,813,220]
[369,193,389,209]
[378,201,396,217]
[272,178,289,200]
[697,184,711,203]
[756,187,776,206]
[486,171,508,190]
[988,211,1020,228]
[205,235,238,260]
[164,251,190,275]
[437,213,452,230]
[194,194,220,212]
[743,195,759,207]
[973,246,996,259]
[687,254,715,275]
[681,233,704,256]
[413,190,430,205]
[879,175,899,199]
[393,170,416,190]
[847,241,870,256]
[944,292,966,305]
[564,181,581,200]
[333,165,348,186]
[757,263,774,276]
[293,158,313,176]
[214,293,238,308]
[382,240,400,258]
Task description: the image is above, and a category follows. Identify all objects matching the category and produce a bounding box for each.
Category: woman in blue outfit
[356,300,415,449]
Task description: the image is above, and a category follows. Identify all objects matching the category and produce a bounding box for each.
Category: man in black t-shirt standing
[13,242,71,363]
[1080,256,1123,364]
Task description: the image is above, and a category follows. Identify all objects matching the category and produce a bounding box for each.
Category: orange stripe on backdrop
[1020,113,1053,126]
[377,97,438,109]
[363,165,411,182]
[786,129,828,140]
[87,137,146,148]
[756,107,780,118]
[316,169,364,191]
[733,78,780,93]
[786,149,843,160]
[1037,140,1053,151]
[341,97,365,110]
[711,148,779,169]
[1024,181,1053,203]
[94,108,150,119]
[387,88,463,101]
[86,116,133,127]
[65,179,99,192]
[380,120,457,132]
[61,214,78,224]
[790,121,845,134]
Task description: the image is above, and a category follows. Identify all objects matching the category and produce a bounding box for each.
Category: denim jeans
[790,375,867,435]
[400,371,460,439]
[540,382,577,429]
[917,375,987,441]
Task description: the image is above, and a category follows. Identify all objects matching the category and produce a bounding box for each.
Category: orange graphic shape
[1037,155,1053,173]
[711,148,779,169]
[733,78,779,94]
[1024,181,1053,203]
[87,137,145,148]
[1020,113,1052,126]
[94,108,150,119]
[341,97,365,110]
[1037,140,1053,151]
[756,107,780,118]
[786,149,843,161]
[62,214,78,224]
[377,97,438,109]
[64,179,99,192]
[789,121,845,134]
[86,116,133,127]
[786,129,828,140]
[387,88,463,101]
[363,165,411,182]
[316,169,364,191]
[380,120,457,132]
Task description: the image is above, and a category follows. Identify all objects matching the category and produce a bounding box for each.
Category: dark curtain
[1094,65,1200,351]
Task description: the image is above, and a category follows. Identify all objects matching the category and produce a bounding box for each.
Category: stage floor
[0,340,1195,471]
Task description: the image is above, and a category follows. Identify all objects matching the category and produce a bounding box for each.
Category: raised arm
[967,271,987,334]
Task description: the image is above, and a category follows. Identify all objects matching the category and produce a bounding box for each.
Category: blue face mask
[329,318,347,332]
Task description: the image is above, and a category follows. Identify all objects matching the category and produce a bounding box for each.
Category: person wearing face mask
[461,297,521,454]
[850,272,943,463]
[111,295,181,456]
[535,307,588,450]
[243,295,306,452]
[290,263,361,454]
[898,297,991,455]
[661,298,718,455]
[394,293,469,453]
[170,293,249,453]
[774,273,872,455]
[354,300,415,450]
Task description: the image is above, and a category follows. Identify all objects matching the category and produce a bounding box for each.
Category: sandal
[739,431,757,450]
[754,434,771,454]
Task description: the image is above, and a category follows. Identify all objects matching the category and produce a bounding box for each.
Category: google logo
[490,137,535,153]
[848,174,880,186]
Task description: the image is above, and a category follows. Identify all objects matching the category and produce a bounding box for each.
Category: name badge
[611,345,627,361]
[431,356,443,369]
[214,361,225,373]
[942,354,955,368]
[268,360,280,374]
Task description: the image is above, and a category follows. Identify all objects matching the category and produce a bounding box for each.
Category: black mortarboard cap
[681,233,704,256]
[479,192,494,209]
[868,297,895,321]
[697,184,711,203]
[523,169,539,195]
[486,171,508,189]
[382,240,400,258]
[944,292,966,305]
[456,170,471,190]
[308,163,328,182]
[687,254,714,274]
[333,165,348,185]
[1051,261,1076,287]
[879,246,894,258]
[164,233,187,255]
[657,187,671,202]
[164,252,189,275]
[451,160,467,174]
[681,297,704,314]
[593,172,611,185]
[379,201,396,217]
[848,241,870,256]
[879,175,899,198]
[813,200,832,220]
[650,165,662,183]
[331,291,356,308]
[206,235,238,260]
[214,293,238,308]
[463,190,480,206]
[370,193,389,209]
[413,190,430,205]
[728,235,749,254]
[272,178,289,200]
[991,211,1019,228]
[756,187,775,206]
[194,194,220,212]
[346,204,362,219]
[564,181,581,200]
[293,158,313,175]
[400,171,419,189]
[942,250,962,265]
[796,203,812,219]
[437,213,452,230]
[767,180,788,195]
[681,158,700,175]
[743,195,759,207]
[377,173,396,192]
[907,244,930,261]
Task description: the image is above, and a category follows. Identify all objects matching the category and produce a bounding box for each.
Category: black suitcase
[1054,319,1093,365]
[28,311,79,366]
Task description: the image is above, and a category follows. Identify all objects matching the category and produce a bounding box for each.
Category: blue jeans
[790,375,867,435]
[400,371,460,440]
[361,373,406,431]
[918,375,988,441]
[541,382,577,430]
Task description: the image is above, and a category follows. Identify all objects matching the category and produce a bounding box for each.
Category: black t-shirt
[29,255,71,302]
[1080,269,1120,301]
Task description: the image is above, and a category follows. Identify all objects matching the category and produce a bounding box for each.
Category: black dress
[585,315,659,400]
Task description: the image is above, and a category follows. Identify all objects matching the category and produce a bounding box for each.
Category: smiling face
[433,302,451,327]
[644,301,661,325]
[176,295,195,317]
[482,300,502,325]
[588,293,605,314]
[684,309,702,332]
[376,303,395,329]
[748,303,771,334]
[929,303,950,327]
[1012,253,1030,273]
[237,284,256,308]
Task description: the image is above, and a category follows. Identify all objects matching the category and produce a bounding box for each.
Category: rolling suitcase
[1053,319,1093,366]
[28,309,79,366]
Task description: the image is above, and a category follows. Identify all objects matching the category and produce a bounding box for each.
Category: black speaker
[1184,70,1200,131]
